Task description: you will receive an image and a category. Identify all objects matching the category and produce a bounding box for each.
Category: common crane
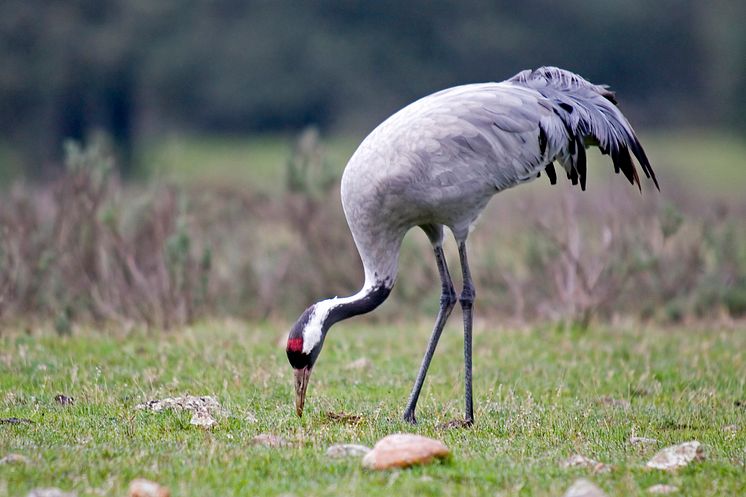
[286,66,659,425]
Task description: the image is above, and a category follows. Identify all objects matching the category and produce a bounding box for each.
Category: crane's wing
[508,66,658,191]
[401,67,658,192]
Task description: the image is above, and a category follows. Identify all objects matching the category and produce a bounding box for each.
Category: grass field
[136,134,359,192]
[2,320,744,496]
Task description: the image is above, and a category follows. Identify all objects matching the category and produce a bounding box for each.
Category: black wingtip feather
[520,68,658,193]
[613,146,641,192]
[544,163,557,185]
[628,137,660,191]
[569,164,578,185]
[576,139,587,191]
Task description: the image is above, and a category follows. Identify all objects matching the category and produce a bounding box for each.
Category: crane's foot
[438,418,474,430]
[402,410,418,425]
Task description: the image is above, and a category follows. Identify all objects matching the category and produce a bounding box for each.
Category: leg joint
[440,286,457,308]
[459,285,476,307]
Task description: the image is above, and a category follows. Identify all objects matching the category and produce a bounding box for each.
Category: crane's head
[285,285,390,417]
[286,304,328,417]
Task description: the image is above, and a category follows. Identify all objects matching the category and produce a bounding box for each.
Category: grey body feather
[340,66,658,288]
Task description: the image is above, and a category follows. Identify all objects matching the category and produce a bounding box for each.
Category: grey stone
[562,479,608,497]
[646,441,704,471]
[326,443,371,458]
[136,395,224,428]
[647,484,679,494]
[630,436,659,446]
[0,453,31,465]
[561,454,610,473]
[251,434,290,448]
[26,488,77,497]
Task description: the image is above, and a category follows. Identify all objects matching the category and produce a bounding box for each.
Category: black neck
[326,284,392,327]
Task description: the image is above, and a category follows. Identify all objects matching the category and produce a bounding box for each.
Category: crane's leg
[402,243,456,424]
[456,240,475,426]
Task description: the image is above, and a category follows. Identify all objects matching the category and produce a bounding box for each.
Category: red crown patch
[287,337,303,352]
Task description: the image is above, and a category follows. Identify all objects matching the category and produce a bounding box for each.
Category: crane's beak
[294,366,311,417]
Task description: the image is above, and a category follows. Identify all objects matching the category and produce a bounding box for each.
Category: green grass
[136,134,358,192]
[643,129,746,197]
[1,321,744,496]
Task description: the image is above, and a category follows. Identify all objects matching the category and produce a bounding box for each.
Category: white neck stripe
[302,283,375,354]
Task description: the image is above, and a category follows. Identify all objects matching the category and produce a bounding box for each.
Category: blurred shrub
[0,135,210,328]
[1,135,745,329]
[286,127,337,197]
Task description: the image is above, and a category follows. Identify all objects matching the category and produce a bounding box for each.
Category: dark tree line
[0,0,744,176]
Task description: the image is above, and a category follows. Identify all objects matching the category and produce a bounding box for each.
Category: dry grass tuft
[1,135,744,328]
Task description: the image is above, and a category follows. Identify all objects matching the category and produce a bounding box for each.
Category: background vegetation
[0,1,744,175]
[1,131,744,329]
[0,3,744,328]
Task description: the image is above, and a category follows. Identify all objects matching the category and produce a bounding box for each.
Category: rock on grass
[0,417,34,425]
[0,453,31,465]
[646,441,704,471]
[26,488,76,497]
[647,484,679,494]
[128,478,170,497]
[561,454,610,473]
[362,434,449,470]
[630,436,659,447]
[597,396,631,409]
[136,395,224,428]
[189,410,217,428]
[562,479,608,497]
[251,434,290,448]
[54,394,74,406]
[326,444,371,458]
[136,395,223,414]
[324,411,362,424]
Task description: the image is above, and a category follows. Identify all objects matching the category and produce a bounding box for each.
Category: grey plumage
[287,66,659,424]
[341,66,657,288]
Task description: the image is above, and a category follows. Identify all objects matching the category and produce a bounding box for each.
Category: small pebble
[26,488,76,497]
[252,434,289,448]
[647,484,679,494]
[562,479,608,497]
[0,417,34,425]
[630,436,659,446]
[54,394,74,406]
[597,396,630,409]
[326,444,371,458]
[189,410,217,428]
[561,454,610,473]
[646,441,704,471]
[128,478,170,497]
[0,453,31,465]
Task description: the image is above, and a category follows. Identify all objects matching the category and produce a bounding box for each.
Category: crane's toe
[402,410,418,425]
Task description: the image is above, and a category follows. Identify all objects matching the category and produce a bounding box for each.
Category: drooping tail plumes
[510,66,659,191]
